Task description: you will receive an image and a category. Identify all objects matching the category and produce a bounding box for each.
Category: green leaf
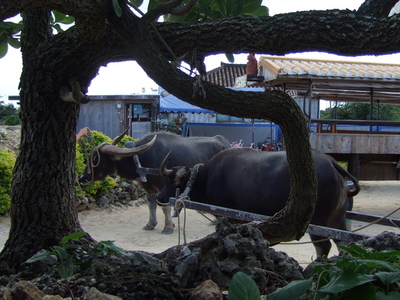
[61,231,86,244]
[347,283,378,300]
[250,6,269,17]
[58,261,74,278]
[318,271,375,294]
[52,11,75,24]
[214,0,227,16]
[129,0,144,7]
[53,246,69,260]
[0,41,8,59]
[95,240,126,255]
[375,272,400,286]
[376,291,400,300]
[226,0,243,15]
[225,52,235,63]
[267,278,313,300]
[112,0,123,17]
[228,272,260,300]
[357,259,400,272]
[24,249,52,264]
[7,37,20,49]
[199,0,213,5]
[12,22,23,32]
[243,0,262,14]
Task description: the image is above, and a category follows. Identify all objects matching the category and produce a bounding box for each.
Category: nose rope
[80,129,98,184]
[176,195,189,245]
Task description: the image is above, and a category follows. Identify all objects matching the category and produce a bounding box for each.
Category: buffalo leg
[309,234,332,258]
[143,194,158,230]
[161,205,175,234]
[311,213,348,258]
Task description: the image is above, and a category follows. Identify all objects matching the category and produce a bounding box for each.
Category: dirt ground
[1,180,399,267]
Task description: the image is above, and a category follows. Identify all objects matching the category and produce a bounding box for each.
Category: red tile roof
[204,62,246,87]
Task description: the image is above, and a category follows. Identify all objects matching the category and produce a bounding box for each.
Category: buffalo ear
[175,167,190,185]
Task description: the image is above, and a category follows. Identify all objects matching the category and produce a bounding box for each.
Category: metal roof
[258,56,400,105]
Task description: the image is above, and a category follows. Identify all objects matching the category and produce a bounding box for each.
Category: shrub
[5,114,20,125]
[117,134,136,147]
[25,231,126,278]
[0,149,16,214]
[75,130,135,199]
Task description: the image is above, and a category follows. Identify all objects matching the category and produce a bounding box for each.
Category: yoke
[168,196,400,243]
[133,155,160,182]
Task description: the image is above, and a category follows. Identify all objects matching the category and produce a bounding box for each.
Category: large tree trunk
[0,11,93,274]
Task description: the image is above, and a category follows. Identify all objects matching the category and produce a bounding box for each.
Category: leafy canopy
[320,103,400,120]
[1,0,268,61]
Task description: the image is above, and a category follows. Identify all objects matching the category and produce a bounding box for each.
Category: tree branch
[107,2,318,244]
[0,0,109,40]
[358,0,399,17]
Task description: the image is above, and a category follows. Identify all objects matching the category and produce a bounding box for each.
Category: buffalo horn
[99,135,156,157]
[159,150,174,177]
[112,127,130,146]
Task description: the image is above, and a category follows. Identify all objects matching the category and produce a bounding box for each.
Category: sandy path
[1,181,399,267]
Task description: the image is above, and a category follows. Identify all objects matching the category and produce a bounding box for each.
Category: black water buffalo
[79,131,230,234]
[157,147,360,257]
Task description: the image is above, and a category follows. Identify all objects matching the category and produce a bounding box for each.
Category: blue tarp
[159,87,264,114]
[159,91,214,114]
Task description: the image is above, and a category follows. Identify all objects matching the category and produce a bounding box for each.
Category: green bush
[5,114,20,125]
[75,130,135,199]
[25,231,126,278]
[117,134,136,147]
[0,149,16,214]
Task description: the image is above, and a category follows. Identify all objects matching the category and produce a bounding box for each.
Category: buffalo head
[79,133,156,184]
[156,151,192,206]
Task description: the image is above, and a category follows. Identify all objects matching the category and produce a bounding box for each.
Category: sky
[1,0,400,104]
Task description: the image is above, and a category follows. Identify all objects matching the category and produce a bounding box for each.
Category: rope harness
[172,163,204,245]
[79,129,98,184]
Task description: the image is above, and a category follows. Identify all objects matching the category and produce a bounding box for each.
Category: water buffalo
[79,131,230,234]
[157,147,360,257]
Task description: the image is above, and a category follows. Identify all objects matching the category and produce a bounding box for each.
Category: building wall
[78,100,122,138]
[77,95,159,139]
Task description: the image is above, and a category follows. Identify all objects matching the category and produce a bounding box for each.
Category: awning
[159,87,264,114]
[159,90,215,114]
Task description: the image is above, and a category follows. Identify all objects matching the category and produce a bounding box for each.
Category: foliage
[158,0,268,63]
[320,103,400,120]
[0,101,19,124]
[50,11,75,33]
[313,244,400,299]
[161,0,268,23]
[0,149,15,214]
[75,130,135,199]
[116,134,136,147]
[0,10,74,57]
[228,271,260,300]
[76,130,116,199]
[25,231,126,278]
[267,278,313,300]
[228,244,400,300]
[0,20,22,58]
[5,114,19,125]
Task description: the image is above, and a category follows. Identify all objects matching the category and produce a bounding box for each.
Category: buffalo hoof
[142,224,156,231]
[161,227,174,234]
